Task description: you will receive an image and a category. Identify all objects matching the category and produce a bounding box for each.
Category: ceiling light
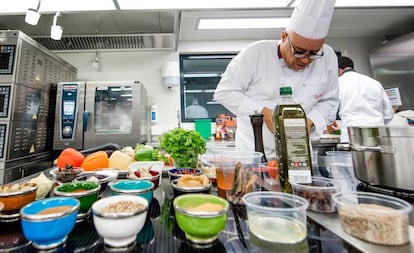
[25,0,41,25]
[51,12,63,40]
[335,0,414,7]
[198,17,290,30]
[0,0,116,13]
[117,0,290,10]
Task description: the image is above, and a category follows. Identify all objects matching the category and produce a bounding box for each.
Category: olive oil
[273,87,312,193]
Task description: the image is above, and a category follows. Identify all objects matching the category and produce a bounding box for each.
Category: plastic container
[217,151,263,202]
[242,192,308,251]
[332,191,412,245]
[291,176,341,213]
[194,119,212,140]
[325,151,358,192]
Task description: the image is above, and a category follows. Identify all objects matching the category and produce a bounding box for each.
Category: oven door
[83,81,147,149]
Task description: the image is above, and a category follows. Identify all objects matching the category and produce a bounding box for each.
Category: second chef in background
[214,0,339,158]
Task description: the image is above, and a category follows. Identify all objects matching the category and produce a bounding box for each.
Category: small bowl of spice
[171,175,211,197]
[127,166,161,189]
[168,168,203,182]
[91,194,149,248]
[54,182,101,215]
[50,165,83,183]
[20,197,80,250]
[332,191,412,246]
[110,180,154,203]
[0,182,38,213]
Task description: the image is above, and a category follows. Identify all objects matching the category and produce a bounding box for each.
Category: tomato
[267,160,278,180]
[268,160,278,168]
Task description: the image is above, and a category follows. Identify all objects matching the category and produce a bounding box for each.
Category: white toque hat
[286,0,336,39]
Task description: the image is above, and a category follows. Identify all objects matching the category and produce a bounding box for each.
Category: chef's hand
[306,119,315,134]
[261,107,274,134]
[326,121,339,133]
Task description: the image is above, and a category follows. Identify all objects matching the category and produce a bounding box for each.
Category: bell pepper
[57,148,85,169]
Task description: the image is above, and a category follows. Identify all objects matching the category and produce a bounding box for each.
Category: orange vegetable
[81,151,109,171]
[57,148,85,169]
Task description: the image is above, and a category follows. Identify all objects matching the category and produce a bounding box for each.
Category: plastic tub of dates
[291,176,341,213]
[332,191,412,246]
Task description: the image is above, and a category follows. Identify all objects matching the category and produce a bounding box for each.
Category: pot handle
[350,145,395,153]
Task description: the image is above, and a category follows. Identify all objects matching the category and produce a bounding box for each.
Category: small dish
[110,180,154,203]
[173,193,229,245]
[95,168,120,182]
[0,182,38,213]
[168,168,203,182]
[127,168,160,189]
[54,182,101,215]
[49,167,84,183]
[92,194,149,248]
[75,174,110,193]
[171,178,211,197]
[20,197,80,250]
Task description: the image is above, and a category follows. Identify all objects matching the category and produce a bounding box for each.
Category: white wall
[56,36,384,141]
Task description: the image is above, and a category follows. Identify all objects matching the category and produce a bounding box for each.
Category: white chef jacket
[338,70,394,143]
[214,40,339,158]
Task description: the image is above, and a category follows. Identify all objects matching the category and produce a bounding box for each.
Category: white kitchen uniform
[214,40,339,158]
[338,70,394,143]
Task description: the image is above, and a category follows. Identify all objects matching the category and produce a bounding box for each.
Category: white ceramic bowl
[91,195,149,248]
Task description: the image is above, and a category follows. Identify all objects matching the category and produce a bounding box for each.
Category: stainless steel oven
[54,81,149,150]
[0,30,77,184]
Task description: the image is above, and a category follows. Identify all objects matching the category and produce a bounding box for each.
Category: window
[180,54,236,123]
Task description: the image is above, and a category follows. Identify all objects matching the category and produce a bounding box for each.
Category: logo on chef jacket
[314,94,322,100]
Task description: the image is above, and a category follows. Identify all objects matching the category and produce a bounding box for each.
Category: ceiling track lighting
[25,0,41,26]
[51,12,63,40]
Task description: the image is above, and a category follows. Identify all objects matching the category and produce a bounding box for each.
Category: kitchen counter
[2,168,414,253]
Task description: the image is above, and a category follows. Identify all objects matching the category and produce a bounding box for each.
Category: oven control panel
[0,45,16,75]
[60,83,79,140]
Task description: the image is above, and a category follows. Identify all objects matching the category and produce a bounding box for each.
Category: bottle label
[284,118,312,184]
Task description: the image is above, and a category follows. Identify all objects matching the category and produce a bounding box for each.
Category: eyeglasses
[286,34,324,60]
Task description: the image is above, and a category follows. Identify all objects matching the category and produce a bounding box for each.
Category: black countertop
[1,168,412,253]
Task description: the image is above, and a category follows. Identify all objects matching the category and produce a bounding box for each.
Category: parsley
[159,128,206,168]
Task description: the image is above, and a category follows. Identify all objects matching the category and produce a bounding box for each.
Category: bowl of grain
[332,191,412,245]
[91,194,149,248]
[0,182,38,213]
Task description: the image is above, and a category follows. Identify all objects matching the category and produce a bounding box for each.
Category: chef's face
[281,31,325,71]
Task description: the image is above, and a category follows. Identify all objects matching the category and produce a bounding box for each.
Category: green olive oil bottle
[273,86,312,193]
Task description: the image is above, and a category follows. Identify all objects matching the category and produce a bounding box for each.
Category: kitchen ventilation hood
[32,33,176,51]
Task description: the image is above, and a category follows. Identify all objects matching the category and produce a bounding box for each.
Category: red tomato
[268,160,278,168]
[267,160,278,180]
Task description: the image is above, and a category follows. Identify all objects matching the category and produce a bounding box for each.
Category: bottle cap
[280,86,292,96]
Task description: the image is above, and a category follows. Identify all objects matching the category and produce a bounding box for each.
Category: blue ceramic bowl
[20,197,79,250]
[110,180,154,203]
[168,168,203,182]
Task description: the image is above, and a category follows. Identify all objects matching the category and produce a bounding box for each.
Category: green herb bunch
[159,128,206,168]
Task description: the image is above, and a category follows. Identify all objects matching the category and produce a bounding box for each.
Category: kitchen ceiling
[0,7,413,51]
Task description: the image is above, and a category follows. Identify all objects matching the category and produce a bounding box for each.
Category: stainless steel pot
[348,127,414,191]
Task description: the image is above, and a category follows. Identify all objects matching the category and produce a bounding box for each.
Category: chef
[214,0,339,158]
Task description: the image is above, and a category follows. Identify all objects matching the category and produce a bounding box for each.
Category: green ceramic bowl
[54,182,100,213]
[173,193,229,244]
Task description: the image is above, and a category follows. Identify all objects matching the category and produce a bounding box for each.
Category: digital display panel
[63,101,75,116]
[0,45,15,74]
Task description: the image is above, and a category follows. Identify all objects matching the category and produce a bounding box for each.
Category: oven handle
[83,111,90,131]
